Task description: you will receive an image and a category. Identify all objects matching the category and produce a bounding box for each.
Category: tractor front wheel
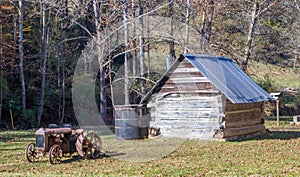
[25,143,37,163]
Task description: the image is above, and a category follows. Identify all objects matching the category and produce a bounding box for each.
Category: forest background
[0,0,299,129]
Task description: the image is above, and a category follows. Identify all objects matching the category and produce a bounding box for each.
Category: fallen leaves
[0,129,299,176]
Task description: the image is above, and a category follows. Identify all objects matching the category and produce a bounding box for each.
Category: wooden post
[276,100,279,126]
[270,92,281,126]
[9,102,14,129]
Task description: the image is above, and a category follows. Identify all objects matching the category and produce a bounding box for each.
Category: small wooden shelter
[140,54,274,139]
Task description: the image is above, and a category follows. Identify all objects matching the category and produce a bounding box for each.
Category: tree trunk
[0,22,2,123]
[169,0,176,62]
[147,42,150,79]
[0,71,2,123]
[19,0,26,115]
[184,0,190,54]
[93,0,106,121]
[59,22,66,124]
[13,14,17,55]
[58,0,68,124]
[205,0,214,43]
[123,0,130,105]
[61,42,65,123]
[58,52,61,123]
[139,0,146,97]
[200,6,206,50]
[242,0,260,72]
[98,40,106,121]
[132,0,137,76]
[106,20,115,120]
[147,13,150,78]
[37,0,47,127]
[109,54,115,120]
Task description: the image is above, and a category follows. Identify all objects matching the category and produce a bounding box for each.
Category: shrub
[255,74,275,93]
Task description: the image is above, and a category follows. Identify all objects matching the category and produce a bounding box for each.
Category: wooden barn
[140,54,274,140]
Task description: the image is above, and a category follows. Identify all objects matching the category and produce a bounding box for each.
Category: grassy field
[0,121,299,177]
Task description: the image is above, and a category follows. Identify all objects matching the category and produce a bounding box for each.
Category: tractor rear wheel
[83,132,102,159]
[49,144,62,164]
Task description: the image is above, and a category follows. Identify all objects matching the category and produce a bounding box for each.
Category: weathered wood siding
[150,60,224,139]
[222,100,265,137]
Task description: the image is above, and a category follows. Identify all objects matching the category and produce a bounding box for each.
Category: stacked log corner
[221,100,266,138]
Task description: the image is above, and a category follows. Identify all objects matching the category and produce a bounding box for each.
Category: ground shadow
[61,155,86,164]
[104,151,126,158]
[230,130,300,142]
[61,151,127,163]
[61,153,111,164]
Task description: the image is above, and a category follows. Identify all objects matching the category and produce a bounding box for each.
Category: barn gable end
[150,59,225,139]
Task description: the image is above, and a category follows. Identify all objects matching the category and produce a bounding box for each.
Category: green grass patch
[0,122,299,176]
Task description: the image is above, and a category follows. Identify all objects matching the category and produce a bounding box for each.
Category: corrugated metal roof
[183,54,274,103]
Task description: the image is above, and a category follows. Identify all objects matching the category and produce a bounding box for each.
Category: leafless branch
[256,0,277,17]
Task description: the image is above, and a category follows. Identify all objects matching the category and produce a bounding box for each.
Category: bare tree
[139,0,146,97]
[37,0,48,127]
[199,0,214,50]
[123,0,130,105]
[241,0,260,72]
[291,0,300,68]
[93,0,106,120]
[19,0,26,115]
[184,0,190,54]
[169,0,176,62]
[0,21,3,123]
[13,14,17,55]
[199,2,206,50]
[242,0,277,72]
[0,75,2,124]
[132,0,137,76]
[205,0,214,43]
[59,0,68,124]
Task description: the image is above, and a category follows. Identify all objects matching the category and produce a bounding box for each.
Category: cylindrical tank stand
[114,105,149,140]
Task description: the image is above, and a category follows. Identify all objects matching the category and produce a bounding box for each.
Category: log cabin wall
[222,100,265,138]
[144,54,274,139]
[150,59,224,139]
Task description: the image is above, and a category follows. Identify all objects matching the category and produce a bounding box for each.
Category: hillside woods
[0,0,299,128]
